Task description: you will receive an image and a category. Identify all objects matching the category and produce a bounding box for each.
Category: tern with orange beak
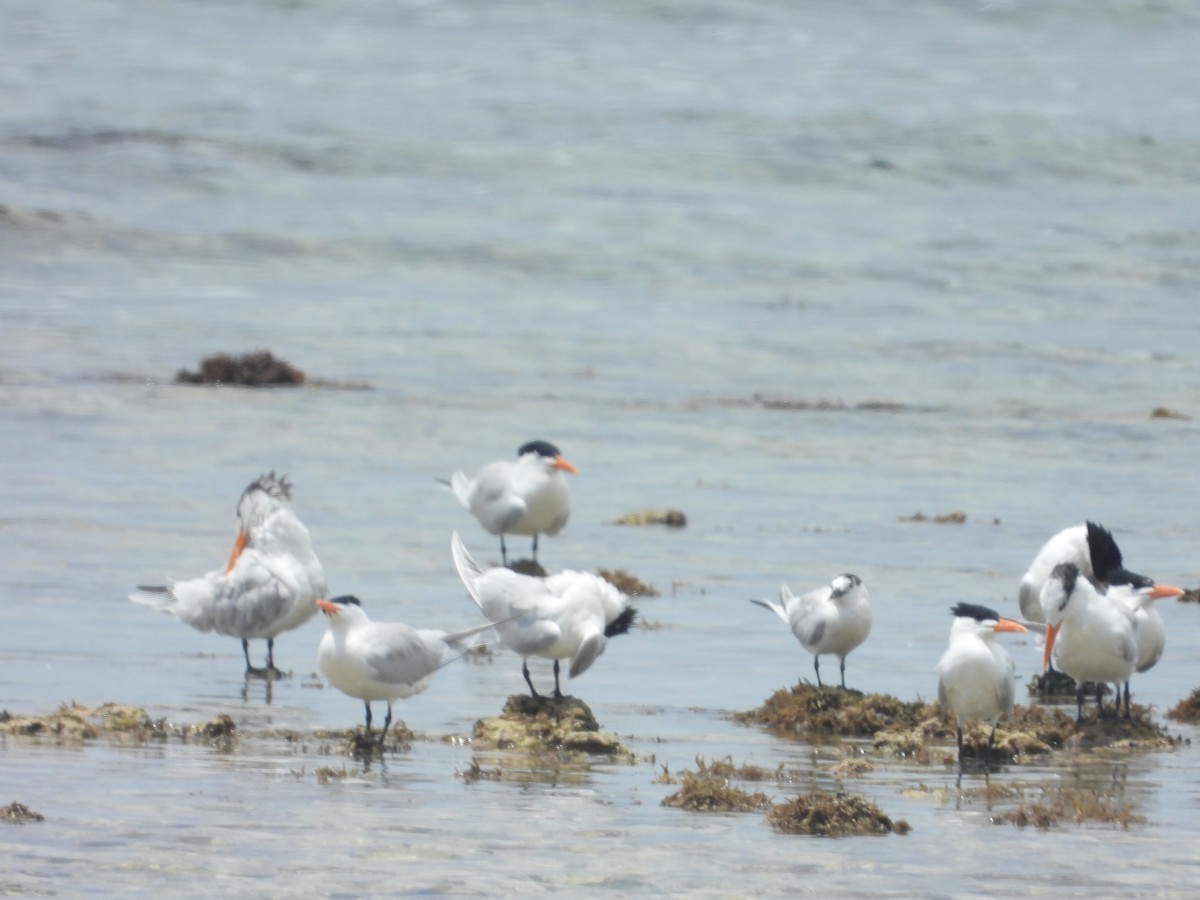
[936,603,1026,770]
[1107,579,1184,714]
[450,532,636,700]
[129,472,326,677]
[749,574,872,690]
[445,440,577,565]
[1040,562,1141,721]
[316,595,499,743]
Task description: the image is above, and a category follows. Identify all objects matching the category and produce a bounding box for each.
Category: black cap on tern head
[1050,561,1080,596]
[949,602,1003,622]
[328,595,362,608]
[518,440,562,459]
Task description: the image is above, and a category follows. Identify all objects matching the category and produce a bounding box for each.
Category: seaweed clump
[1167,687,1200,722]
[660,757,774,813]
[611,509,687,528]
[472,695,630,756]
[992,785,1147,830]
[2,802,44,824]
[595,568,660,597]
[736,684,939,738]
[0,702,166,743]
[175,350,305,386]
[767,791,909,837]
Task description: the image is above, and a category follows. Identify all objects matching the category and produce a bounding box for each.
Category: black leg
[813,656,823,688]
[956,725,964,771]
[500,535,508,566]
[363,701,373,734]
[553,659,562,699]
[522,659,540,698]
[242,639,254,672]
[381,702,392,745]
[1122,682,1133,720]
[1075,684,1085,723]
[985,725,997,772]
[532,533,539,562]
[839,657,847,690]
[1095,682,1105,717]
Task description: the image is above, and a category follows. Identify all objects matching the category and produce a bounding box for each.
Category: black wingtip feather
[605,605,637,637]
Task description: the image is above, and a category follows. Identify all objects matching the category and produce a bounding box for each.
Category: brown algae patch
[0,703,238,749]
[1167,687,1200,722]
[3,802,44,824]
[610,509,687,528]
[175,350,305,386]
[991,784,1147,830]
[767,791,909,836]
[472,695,630,756]
[314,723,416,758]
[595,568,660,597]
[899,510,967,524]
[660,757,774,813]
[736,684,939,739]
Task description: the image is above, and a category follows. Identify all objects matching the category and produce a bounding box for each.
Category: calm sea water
[3,0,1200,895]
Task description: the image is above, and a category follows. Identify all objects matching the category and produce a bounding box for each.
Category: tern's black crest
[1050,561,1080,598]
[832,573,863,597]
[1105,567,1154,590]
[242,471,293,504]
[605,605,638,638]
[949,602,1002,623]
[329,595,362,608]
[518,440,562,459]
[1085,521,1124,581]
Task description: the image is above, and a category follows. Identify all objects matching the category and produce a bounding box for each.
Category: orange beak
[1042,622,1058,673]
[1151,584,1185,600]
[224,530,248,574]
[553,456,579,474]
[993,618,1027,634]
[316,599,338,616]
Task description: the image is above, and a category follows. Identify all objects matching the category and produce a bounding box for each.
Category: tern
[1108,580,1184,713]
[1018,521,1153,624]
[450,531,636,699]
[445,440,577,565]
[316,595,499,742]
[1041,562,1140,721]
[749,574,872,690]
[935,603,1026,769]
[129,472,326,677]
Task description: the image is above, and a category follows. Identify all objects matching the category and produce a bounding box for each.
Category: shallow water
[4,0,1200,895]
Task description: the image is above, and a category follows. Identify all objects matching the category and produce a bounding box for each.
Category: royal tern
[1018,521,1152,624]
[1040,561,1139,721]
[750,574,872,690]
[450,531,636,699]
[1108,580,1184,713]
[445,440,577,565]
[316,595,498,742]
[935,603,1026,768]
[129,472,326,678]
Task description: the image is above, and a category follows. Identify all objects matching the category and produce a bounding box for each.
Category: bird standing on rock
[445,440,577,566]
[450,532,636,700]
[316,595,499,744]
[750,574,872,690]
[936,602,1026,770]
[129,472,326,678]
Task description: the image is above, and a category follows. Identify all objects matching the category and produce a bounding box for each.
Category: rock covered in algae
[595,568,659,597]
[610,509,687,528]
[660,757,774,813]
[175,350,305,386]
[0,703,237,748]
[1167,687,1200,723]
[991,784,1147,830]
[2,802,44,824]
[767,791,909,836]
[472,695,629,755]
[736,684,939,738]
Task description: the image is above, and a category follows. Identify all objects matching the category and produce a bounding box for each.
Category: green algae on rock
[767,791,909,836]
[472,695,630,756]
[737,684,939,738]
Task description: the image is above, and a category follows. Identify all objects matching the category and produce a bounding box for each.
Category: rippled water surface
[3,0,1200,895]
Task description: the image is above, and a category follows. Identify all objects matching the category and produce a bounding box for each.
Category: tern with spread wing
[450,531,636,699]
[445,440,577,565]
[750,574,872,689]
[129,472,326,678]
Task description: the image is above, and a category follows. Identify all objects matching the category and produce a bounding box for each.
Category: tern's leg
[242,639,254,672]
[839,657,847,690]
[522,659,541,698]
[381,702,393,745]
[1075,685,1085,723]
[552,659,563,700]
[532,533,539,563]
[500,535,509,566]
[956,725,964,771]
[813,656,823,688]
[1121,682,1133,720]
[985,725,997,771]
[1095,682,1106,717]
[363,701,373,736]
